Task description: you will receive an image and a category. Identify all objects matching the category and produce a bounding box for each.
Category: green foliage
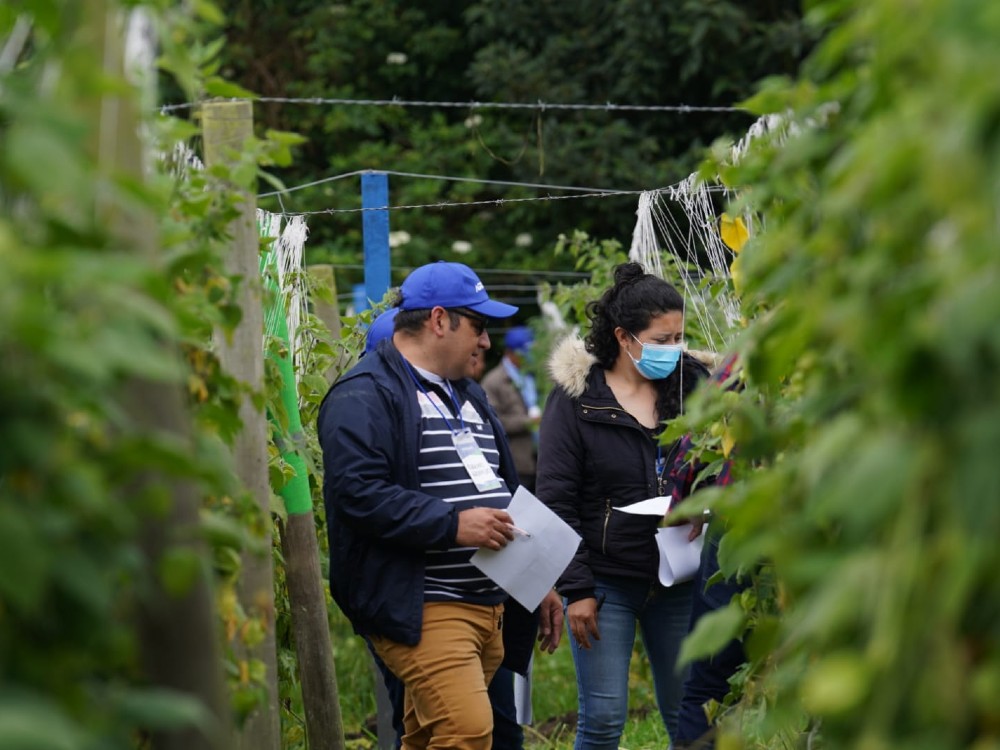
[212,0,814,295]
[0,1,257,747]
[0,1,330,746]
[21,2,999,749]
[669,0,1000,747]
[545,231,628,325]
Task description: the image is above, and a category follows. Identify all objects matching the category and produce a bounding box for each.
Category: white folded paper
[470,486,581,611]
[615,496,672,515]
[655,524,705,586]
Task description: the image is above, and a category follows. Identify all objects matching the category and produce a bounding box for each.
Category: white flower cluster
[389,231,412,248]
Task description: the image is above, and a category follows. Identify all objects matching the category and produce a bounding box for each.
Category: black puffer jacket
[536,336,709,603]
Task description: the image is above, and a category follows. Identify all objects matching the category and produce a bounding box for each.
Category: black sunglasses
[451,308,489,336]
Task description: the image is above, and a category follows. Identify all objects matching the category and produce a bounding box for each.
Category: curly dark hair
[585,262,704,420]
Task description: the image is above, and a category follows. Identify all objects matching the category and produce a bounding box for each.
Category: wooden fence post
[87,3,231,749]
[202,99,281,750]
[309,265,343,342]
[308,264,347,383]
[280,516,346,750]
[262,244,345,750]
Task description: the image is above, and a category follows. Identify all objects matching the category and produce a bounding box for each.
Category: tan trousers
[371,601,505,750]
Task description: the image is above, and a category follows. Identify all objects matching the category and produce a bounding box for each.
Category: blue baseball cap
[364,308,399,354]
[399,261,518,318]
[504,326,533,353]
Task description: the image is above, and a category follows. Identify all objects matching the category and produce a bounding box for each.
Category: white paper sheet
[616,496,672,515]
[470,486,581,611]
[514,658,532,724]
[656,524,705,586]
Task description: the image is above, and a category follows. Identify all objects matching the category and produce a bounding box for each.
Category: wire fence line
[279,190,641,216]
[258,169,632,199]
[272,185,730,217]
[258,170,371,198]
[161,95,748,115]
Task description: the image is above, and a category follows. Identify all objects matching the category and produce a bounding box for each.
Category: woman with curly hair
[536,262,710,750]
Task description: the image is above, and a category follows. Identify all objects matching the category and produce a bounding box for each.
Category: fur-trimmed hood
[547,336,596,399]
[547,334,721,399]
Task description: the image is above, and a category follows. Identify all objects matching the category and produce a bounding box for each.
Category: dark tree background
[213,0,814,299]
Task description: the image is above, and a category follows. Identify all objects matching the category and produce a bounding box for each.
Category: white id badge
[453,429,502,491]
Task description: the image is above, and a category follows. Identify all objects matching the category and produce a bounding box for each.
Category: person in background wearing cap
[480,325,544,739]
[481,326,541,493]
[320,261,562,750]
[364,307,400,355]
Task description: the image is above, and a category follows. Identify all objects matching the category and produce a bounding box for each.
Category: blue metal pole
[361,171,390,310]
[352,284,368,317]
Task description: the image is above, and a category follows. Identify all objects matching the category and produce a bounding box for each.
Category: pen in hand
[507,524,532,538]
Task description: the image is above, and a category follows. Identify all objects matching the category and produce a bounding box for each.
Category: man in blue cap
[480,325,544,737]
[361,299,550,750]
[367,306,484,380]
[320,262,561,750]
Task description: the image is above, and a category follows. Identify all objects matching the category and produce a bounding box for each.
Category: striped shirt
[411,368,511,604]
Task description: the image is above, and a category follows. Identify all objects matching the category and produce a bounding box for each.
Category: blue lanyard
[656,442,667,496]
[404,362,467,432]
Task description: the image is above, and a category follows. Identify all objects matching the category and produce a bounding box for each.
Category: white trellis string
[258,210,310,380]
[161,141,204,181]
[165,107,806,363]
[629,113,794,354]
[163,143,315,388]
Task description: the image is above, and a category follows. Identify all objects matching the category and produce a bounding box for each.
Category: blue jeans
[673,533,748,749]
[569,574,694,750]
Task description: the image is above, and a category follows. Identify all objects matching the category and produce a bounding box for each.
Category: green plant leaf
[204,76,257,99]
[679,601,746,666]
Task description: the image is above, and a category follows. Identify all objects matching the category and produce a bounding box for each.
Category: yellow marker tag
[720,213,749,253]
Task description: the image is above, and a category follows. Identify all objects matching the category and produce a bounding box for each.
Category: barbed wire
[279,190,635,216]
[273,183,729,217]
[275,185,731,216]
[161,95,747,115]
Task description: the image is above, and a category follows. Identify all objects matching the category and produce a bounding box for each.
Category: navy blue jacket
[318,340,537,671]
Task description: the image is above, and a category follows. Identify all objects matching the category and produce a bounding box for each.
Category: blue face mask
[628,333,683,380]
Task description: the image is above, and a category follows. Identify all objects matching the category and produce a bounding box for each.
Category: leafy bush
[671,0,1000,747]
[0,2,246,747]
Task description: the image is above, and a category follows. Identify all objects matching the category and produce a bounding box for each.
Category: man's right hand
[456,507,515,550]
